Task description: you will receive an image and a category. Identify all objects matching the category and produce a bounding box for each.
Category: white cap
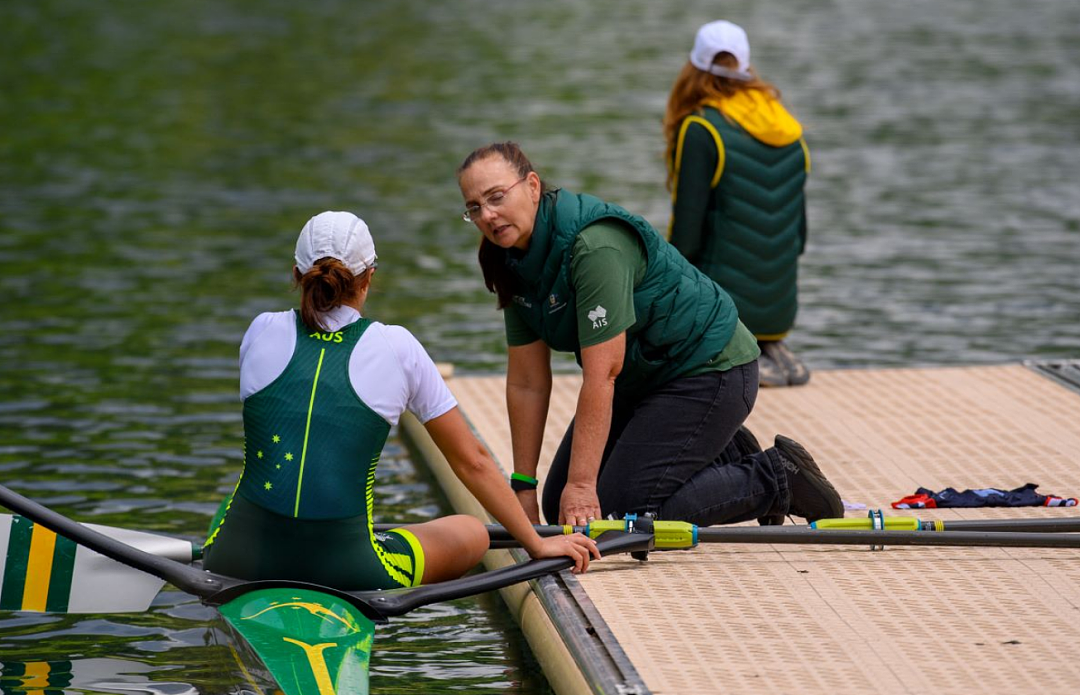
[689,20,752,81]
[294,211,377,276]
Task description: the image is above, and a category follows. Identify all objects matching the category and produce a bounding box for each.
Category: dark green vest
[237,312,389,520]
[694,106,807,338]
[507,190,739,399]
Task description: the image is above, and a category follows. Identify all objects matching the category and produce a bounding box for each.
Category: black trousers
[541,361,790,526]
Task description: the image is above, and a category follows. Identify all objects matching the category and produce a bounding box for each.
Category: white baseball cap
[689,20,752,81]
[294,211,378,275]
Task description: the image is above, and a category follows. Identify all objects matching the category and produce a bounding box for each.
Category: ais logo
[587,305,608,330]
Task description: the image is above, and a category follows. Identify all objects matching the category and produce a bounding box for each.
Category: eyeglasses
[461,177,527,223]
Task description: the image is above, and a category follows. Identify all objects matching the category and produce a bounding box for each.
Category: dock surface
[402,363,1080,694]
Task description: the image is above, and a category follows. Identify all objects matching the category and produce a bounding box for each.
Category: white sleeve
[239,311,297,401]
[350,324,457,426]
[394,327,458,423]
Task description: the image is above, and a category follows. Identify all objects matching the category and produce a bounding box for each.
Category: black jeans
[542,361,790,526]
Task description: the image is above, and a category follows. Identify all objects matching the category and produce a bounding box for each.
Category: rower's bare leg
[403,515,488,584]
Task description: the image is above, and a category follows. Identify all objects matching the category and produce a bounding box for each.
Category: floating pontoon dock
[401,361,1080,695]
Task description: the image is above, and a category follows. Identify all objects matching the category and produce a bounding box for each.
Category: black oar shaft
[372,522,571,546]
[354,531,650,620]
[0,483,235,599]
[938,518,1080,533]
[535,525,1080,548]
[0,482,656,622]
[373,518,1080,550]
[694,527,1080,548]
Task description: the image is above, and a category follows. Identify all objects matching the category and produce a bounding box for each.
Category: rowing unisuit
[203,305,455,589]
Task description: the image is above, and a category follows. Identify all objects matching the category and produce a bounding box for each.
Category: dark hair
[457,141,549,309]
[293,258,372,332]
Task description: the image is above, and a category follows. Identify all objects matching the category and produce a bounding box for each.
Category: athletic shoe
[758,349,787,387]
[774,435,842,522]
[760,340,811,386]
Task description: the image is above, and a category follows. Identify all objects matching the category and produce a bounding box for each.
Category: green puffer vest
[693,106,807,338]
[507,189,739,399]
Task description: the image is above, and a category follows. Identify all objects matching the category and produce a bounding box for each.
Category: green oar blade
[218,587,375,695]
[0,513,196,613]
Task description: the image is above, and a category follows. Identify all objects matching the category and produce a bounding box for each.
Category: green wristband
[510,472,539,491]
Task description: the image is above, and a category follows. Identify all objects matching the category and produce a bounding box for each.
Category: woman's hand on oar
[524,532,600,574]
[559,482,602,528]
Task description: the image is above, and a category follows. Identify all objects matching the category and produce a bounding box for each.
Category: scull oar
[0,482,648,619]
[0,482,649,695]
[8,478,1078,695]
[810,514,1080,533]
[373,514,1080,551]
[0,513,198,613]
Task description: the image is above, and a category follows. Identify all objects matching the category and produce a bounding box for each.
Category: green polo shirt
[505,221,758,372]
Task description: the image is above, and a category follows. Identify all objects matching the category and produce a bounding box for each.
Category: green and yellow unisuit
[204,312,424,590]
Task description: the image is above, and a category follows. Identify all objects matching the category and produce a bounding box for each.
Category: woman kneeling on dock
[457,142,843,528]
[203,211,599,590]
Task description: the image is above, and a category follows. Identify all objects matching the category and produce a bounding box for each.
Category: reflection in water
[0,0,1077,692]
[0,658,200,695]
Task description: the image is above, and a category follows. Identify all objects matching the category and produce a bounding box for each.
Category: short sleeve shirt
[504,221,645,348]
[503,221,759,372]
[240,306,456,426]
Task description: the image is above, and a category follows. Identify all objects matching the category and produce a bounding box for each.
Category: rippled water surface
[1,0,1078,692]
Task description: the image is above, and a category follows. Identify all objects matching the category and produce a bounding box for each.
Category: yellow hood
[704,91,803,146]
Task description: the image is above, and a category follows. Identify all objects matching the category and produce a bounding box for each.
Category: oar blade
[218,587,375,695]
[0,514,196,614]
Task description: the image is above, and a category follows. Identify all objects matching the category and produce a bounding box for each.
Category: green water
[1,0,1077,692]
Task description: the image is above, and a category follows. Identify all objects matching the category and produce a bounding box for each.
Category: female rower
[203,211,599,590]
[456,142,842,528]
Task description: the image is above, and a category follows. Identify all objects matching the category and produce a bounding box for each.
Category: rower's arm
[423,407,546,555]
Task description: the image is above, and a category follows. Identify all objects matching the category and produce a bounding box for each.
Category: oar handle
[373,522,578,545]
[374,517,699,549]
[353,531,652,620]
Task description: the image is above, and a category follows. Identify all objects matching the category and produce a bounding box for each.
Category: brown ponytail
[293,258,372,332]
[458,142,554,309]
